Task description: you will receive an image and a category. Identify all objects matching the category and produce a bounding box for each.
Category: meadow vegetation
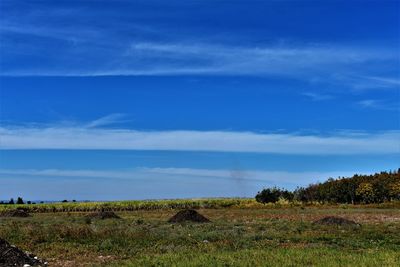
[0,203,399,266]
[1,170,399,266]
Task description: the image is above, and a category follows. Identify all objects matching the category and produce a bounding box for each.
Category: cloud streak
[1,167,374,199]
[357,99,399,111]
[0,125,398,154]
[301,92,334,101]
[2,38,398,91]
[2,42,397,76]
[0,167,371,186]
[86,113,128,128]
[1,0,398,92]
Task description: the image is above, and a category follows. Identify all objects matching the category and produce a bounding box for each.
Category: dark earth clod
[168,209,210,223]
[0,238,47,267]
[0,209,31,218]
[86,211,121,219]
[313,216,360,227]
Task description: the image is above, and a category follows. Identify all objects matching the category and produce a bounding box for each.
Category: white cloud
[357,99,399,111]
[1,39,398,90]
[0,167,370,186]
[301,92,334,101]
[363,76,400,86]
[0,125,398,154]
[86,113,127,128]
[358,100,381,108]
[1,167,376,199]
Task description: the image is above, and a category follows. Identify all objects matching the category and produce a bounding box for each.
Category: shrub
[256,187,293,204]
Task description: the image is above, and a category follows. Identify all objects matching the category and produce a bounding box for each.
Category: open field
[1,201,400,266]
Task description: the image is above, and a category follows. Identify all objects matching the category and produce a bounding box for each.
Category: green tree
[356,183,375,203]
[256,187,281,204]
[388,181,400,200]
[16,197,24,205]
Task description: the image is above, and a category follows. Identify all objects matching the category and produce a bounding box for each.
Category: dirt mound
[0,238,47,266]
[0,209,31,218]
[86,211,121,219]
[313,216,360,227]
[168,209,210,223]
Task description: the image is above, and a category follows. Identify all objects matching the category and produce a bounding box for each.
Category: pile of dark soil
[168,209,210,223]
[0,209,31,218]
[86,211,121,219]
[0,238,47,266]
[313,216,360,227]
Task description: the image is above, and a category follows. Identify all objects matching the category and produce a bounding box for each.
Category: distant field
[1,198,400,213]
[0,198,259,213]
[1,200,400,266]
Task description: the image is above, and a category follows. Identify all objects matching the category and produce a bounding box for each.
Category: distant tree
[294,187,307,202]
[16,197,24,205]
[356,183,375,204]
[280,189,294,202]
[388,181,400,200]
[9,198,14,204]
[260,169,399,205]
[256,187,282,204]
[72,200,76,202]
[27,201,32,204]
[62,200,68,203]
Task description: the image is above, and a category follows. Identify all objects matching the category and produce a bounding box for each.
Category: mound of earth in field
[313,216,360,226]
[168,209,210,223]
[0,209,31,218]
[0,238,47,266]
[86,211,121,219]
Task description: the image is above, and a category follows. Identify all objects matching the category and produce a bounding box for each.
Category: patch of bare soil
[313,216,360,227]
[0,209,31,218]
[0,238,47,267]
[168,209,210,223]
[86,211,121,219]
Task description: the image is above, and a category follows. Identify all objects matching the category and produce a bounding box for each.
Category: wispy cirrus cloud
[0,123,398,155]
[0,167,373,187]
[363,76,400,86]
[1,0,399,93]
[0,167,374,199]
[357,99,399,111]
[2,42,396,75]
[1,38,398,92]
[301,92,334,101]
[86,113,128,128]
[1,7,398,89]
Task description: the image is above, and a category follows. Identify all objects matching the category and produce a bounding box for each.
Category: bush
[255,187,293,204]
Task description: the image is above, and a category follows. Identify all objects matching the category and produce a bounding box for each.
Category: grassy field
[0,198,258,213]
[1,201,400,266]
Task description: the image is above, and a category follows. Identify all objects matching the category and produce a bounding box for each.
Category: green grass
[2,199,399,213]
[0,198,261,213]
[0,203,399,266]
[114,248,400,267]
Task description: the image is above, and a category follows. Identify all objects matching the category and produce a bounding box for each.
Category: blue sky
[0,0,399,200]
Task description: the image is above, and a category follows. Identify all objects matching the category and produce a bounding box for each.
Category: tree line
[256,169,400,204]
[0,198,76,205]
